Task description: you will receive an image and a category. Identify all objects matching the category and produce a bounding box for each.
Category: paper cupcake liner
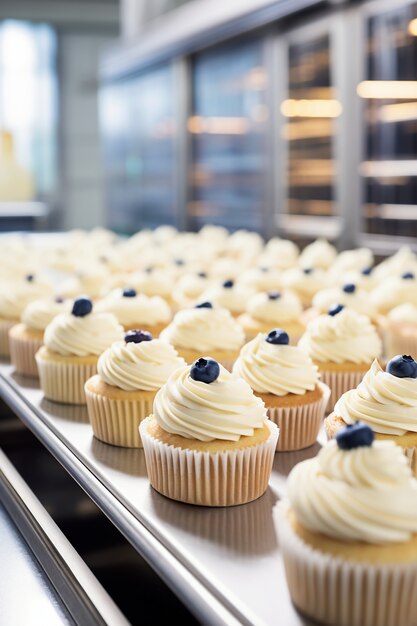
[266,383,330,451]
[277,503,417,626]
[384,331,417,361]
[36,355,97,405]
[139,418,279,506]
[319,368,367,413]
[85,386,154,448]
[0,319,16,357]
[9,333,43,378]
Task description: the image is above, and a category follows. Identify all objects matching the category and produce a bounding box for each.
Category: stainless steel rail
[0,361,319,626]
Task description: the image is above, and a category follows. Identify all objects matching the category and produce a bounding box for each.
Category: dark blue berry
[259,266,269,273]
[386,355,417,378]
[124,329,153,344]
[55,295,64,304]
[268,291,281,300]
[328,303,345,317]
[361,266,373,276]
[336,421,374,451]
[99,255,108,264]
[195,301,213,309]
[342,283,356,294]
[145,266,153,273]
[198,272,207,279]
[190,357,220,384]
[223,279,234,288]
[71,296,93,317]
[174,258,185,266]
[266,328,289,345]
[402,272,415,280]
[303,267,313,275]
[122,288,137,298]
[26,274,34,282]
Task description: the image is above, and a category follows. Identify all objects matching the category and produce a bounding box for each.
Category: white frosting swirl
[246,291,302,323]
[233,334,319,395]
[260,238,299,269]
[201,283,254,314]
[298,308,382,364]
[374,246,417,281]
[44,310,124,357]
[95,290,170,326]
[131,268,173,298]
[0,277,52,320]
[154,364,266,441]
[312,286,377,318]
[388,303,417,326]
[160,307,245,351]
[334,359,417,435]
[298,239,337,269]
[21,298,71,331]
[288,438,417,543]
[97,339,185,391]
[281,267,328,299]
[371,275,417,314]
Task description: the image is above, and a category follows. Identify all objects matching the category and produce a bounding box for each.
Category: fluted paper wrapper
[85,388,154,448]
[9,334,43,377]
[0,319,16,357]
[140,418,279,506]
[266,382,330,451]
[320,368,367,413]
[36,355,97,405]
[277,503,417,626]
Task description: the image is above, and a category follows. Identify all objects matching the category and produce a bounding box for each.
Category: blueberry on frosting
[124,329,153,344]
[122,287,137,298]
[198,271,207,278]
[195,301,213,309]
[259,266,269,273]
[55,295,64,303]
[190,357,220,384]
[26,274,34,282]
[268,291,281,300]
[342,283,356,293]
[361,266,373,276]
[328,303,344,317]
[386,355,417,379]
[174,258,185,266]
[336,421,374,450]
[71,296,93,317]
[223,279,234,289]
[302,267,313,275]
[402,271,415,280]
[266,328,289,345]
[145,266,153,273]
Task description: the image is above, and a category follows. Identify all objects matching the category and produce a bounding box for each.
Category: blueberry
[198,272,207,279]
[268,291,281,300]
[124,329,153,344]
[342,283,356,294]
[266,328,289,345]
[145,266,153,274]
[303,267,313,275]
[223,279,234,288]
[174,258,185,266]
[328,303,345,316]
[402,271,415,280]
[99,255,108,264]
[386,355,417,378]
[190,357,220,384]
[336,421,374,451]
[26,274,34,282]
[195,301,213,309]
[259,266,269,273]
[54,295,64,304]
[71,296,93,317]
[361,266,373,276]
[122,287,137,298]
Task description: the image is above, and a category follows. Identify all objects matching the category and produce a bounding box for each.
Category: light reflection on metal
[282,119,332,140]
[357,80,417,99]
[281,99,342,118]
[408,18,417,36]
[187,115,249,134]
[364,204,417,220]
[360,160,417,177]
[378,101,417,123]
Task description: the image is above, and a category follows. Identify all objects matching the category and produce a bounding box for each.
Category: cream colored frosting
[175,273,209,301]
[233,333,319,396]
[153,363,267,441]
[131,268,173,298]
[334,359,417,435]
[201,283,254,314]
[298,308,382,364]
[312,285,377,319]
[260,238,299,269]
[0,277,53,320]
[287,438,417,544]
[281,267,328,298]
[298,239,337,269]
[239,267,282,292]
[374,246,417,281]
[21,298,71,331]
[95,289,170,326]
[160,306,245,351]
[246,290,302,323]
[97,338,185,391]
[388,303,417,326]
[371,275,417,314]
[329,247,373,276]
[44,310,124,357]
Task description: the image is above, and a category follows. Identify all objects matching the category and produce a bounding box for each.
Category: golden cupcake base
[36,346,97,405]
[9,323,43,377]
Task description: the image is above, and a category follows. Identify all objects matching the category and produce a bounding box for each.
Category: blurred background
[0,0,416,254]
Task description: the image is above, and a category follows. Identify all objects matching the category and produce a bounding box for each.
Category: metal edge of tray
[0,370,248,626]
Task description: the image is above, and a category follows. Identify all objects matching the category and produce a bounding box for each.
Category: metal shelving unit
[0,360,321,626]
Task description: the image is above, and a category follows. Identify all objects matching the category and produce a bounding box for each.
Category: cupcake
[237,290,304,343]
[85,330,185,447]
[298,304,382,411]
[130,267,174,305]
[373,245,417,282]
[9,296,70,377]
[298,238,336,270]
[172,271,209,310]
[36,296,124,404]
[382,303,417,358]
[159,301,245,370]
[277,422,417,626]
[325,356,417,475]
[281,267,327,308]
[140,357,278,506]
[258,238,299,270]
[233,330,329,451]
[308,282,378,321]
[95,287,171,334]
[0,274,52,357]
[201,279,254,317]
[239,266,282,292]
[371,271,417,315]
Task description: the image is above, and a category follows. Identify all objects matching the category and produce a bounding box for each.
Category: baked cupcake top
[201,280,254,314]
[154,358,266,441]
[334,356,417,435]
[97,330,185,391]
[0,274,53,320]
[21,296,70,332]
[160,303,245,352]
[233,330,319,396]
[298,305,382,364]
[312,283,377,319]
[44,296,124,357]
[95,288,170,326]
[281,267,327,298]
[298,239,336,270]
[388,303,417,326]
[246,290,302,324]
[288,422,417,544]
[371,272,417,314]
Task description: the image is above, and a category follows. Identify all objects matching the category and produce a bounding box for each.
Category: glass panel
[360,2,417,239]
[100,63,178,233]
[189,40,268,232]
[284,33,338,217]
